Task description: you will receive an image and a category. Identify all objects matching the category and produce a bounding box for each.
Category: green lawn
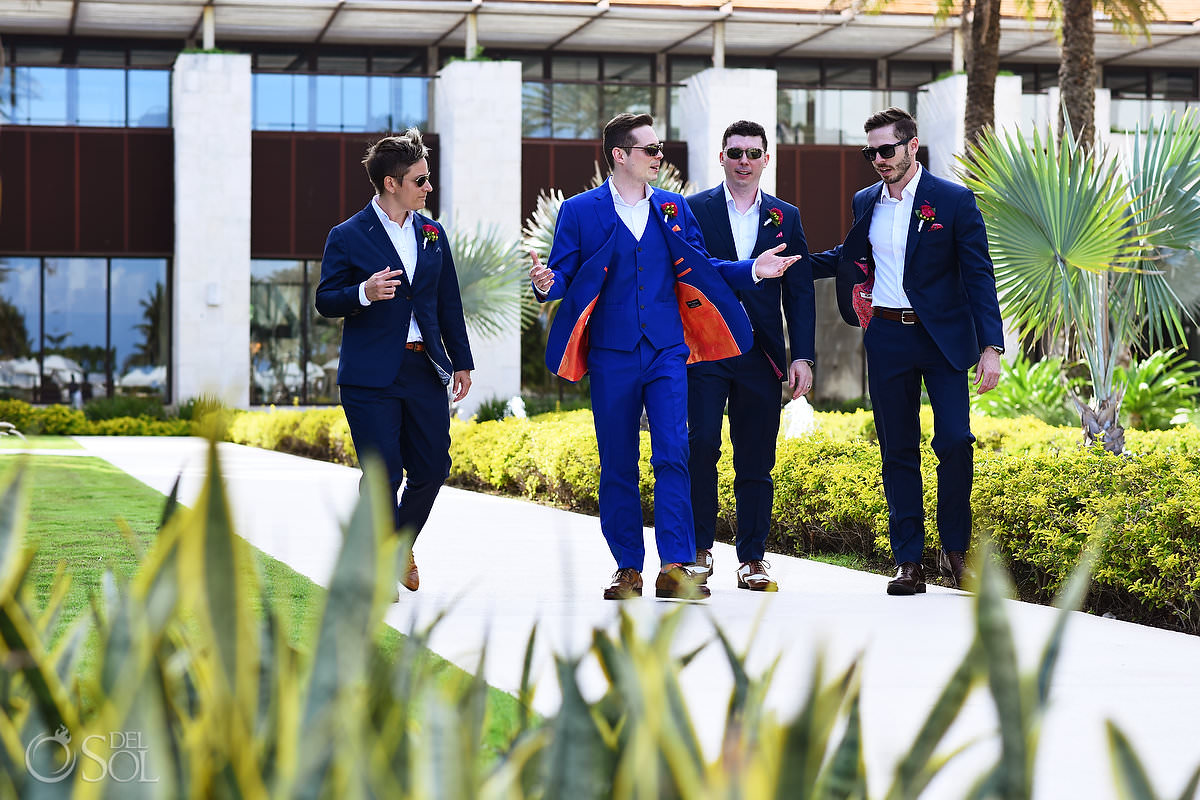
[0,453,527,762]
[0,435,83,449]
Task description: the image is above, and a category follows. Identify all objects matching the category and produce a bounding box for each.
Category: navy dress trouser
[687,347,780,563]
[863,317,975,565]
[339,349,451,539]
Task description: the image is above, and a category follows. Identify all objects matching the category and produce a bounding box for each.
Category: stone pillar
[433,60,522,419]
[171,53,251,407]
[917,72,1023,182]
[679,68,777,195]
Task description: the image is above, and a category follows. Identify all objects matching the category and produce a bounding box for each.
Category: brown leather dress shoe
[691,549,714,584]
[736,560,778,592]
[604,568,643,600]
[401,551,419,592]
[886,561,926,595]
[937,549,967,588]
[655,565,711,600]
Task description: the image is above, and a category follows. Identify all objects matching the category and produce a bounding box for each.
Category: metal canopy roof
[1,0,1197,65]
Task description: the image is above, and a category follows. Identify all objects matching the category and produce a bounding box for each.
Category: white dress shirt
[868,163,923,310]
[723,183,762,261]
[608,178,653,240]
[360,196,422,343]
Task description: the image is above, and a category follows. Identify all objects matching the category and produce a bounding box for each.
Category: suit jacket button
[406,295,412,300]
[640,305,645,310]
[641,323,646,328]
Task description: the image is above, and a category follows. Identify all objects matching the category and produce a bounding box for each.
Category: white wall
[679,68,778,194]
[433,60,523,419]
[917,73,1022,182]
[171,52,252,407]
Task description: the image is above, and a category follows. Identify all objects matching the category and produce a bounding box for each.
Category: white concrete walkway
[67,436,1200,799]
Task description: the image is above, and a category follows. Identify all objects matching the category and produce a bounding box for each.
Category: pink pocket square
[776,232,783,238]
[929,223,944,231]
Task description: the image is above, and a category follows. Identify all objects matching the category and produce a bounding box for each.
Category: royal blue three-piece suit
[685,186,813,564]
[316,202,474,538]
[539,182,758,571]
[813,169,1003,565]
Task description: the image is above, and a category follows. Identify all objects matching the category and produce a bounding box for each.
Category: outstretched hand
[752,244,801,279]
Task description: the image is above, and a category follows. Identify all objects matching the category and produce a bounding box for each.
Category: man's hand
[974,348,1002,395]
[529,250,554,295]
[452,370,472,402]
[788,360,813,399]
[364,267,404,302]
[752,243,801,279]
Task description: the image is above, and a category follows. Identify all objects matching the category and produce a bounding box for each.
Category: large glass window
[0,66,169,127]
[251,73,429,132]
[250,259,337,404]
[519,52,660,140]
[0,257,170,403]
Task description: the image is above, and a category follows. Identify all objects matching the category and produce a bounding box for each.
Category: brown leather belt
[872,307,920,325]
[405,341,426,351]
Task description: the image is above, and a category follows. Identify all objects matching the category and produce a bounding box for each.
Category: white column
[918,73,1025,182]
[433,60,522,419]
[171,52,252,407]
[679,67,778,195]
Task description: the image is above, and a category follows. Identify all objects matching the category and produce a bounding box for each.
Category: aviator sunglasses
[861,137,912,162]
[723,146,764,160]
[411,173,432,187]
[625,142,666,157]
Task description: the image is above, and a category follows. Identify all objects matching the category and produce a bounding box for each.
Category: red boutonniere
[421,224,439,249]
[763,207,783,228]
[916,203,936,232]
[661,202,678,223]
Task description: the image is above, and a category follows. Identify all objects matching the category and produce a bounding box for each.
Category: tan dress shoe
[604,568,643,600]
[655,565,711,600]
[691,549,714,584]
[736,560,778,592]
[401,551,419,592]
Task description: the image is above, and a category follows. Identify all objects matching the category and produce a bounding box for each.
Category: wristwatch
[986,345,1005,355]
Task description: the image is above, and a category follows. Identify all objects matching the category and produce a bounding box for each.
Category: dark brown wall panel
[29,131,76,253]
[78,132,125,253]
[0,130,31,251]
[125,131,173,255]
[251,134,294,257]
[294,137,343,257]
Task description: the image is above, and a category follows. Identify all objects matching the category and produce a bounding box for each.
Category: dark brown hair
[602,112,655,169]
[362,127,429,194]
[864,107,917,141]
[722,119,768,150]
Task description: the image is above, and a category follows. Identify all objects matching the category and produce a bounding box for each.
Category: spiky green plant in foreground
[1,447,1198,798]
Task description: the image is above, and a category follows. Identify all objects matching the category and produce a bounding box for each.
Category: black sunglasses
[411,173,431,187]
[861,137,912,161]
[624,143,665,157]
[724,147,764,160]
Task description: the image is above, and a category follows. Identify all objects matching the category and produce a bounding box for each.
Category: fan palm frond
[447,223,525,341]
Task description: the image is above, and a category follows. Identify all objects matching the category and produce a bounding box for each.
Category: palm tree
[960,111,1200,452]
[446,222,526,341]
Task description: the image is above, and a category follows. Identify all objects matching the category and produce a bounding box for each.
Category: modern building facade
[2,0,1197,412]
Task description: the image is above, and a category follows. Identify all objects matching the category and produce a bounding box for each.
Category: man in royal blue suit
[529,112,800,600]
[812,107,1004,595]
[316,128,473,595]
[685,120,815,593]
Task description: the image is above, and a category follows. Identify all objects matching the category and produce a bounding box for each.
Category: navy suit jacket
[539,182,758,380]
[315,202,474,387]
[810,169,1003,372]
[686,185,814,379]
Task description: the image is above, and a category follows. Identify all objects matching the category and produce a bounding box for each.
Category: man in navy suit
[812,107,1003,595]
[316,128,473,595]
[528,112,799,600]
[685,120,814,593]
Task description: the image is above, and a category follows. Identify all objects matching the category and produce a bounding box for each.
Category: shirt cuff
[751,263,762,284]
[358,281,371,306]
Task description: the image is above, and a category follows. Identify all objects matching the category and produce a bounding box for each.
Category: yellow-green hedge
[448,410,1200,632]
[0,399,191,436]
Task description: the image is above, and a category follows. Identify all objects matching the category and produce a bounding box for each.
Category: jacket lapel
[753,192,783,257]
[409,212,437,291]
[359,203,414,291]
[704,187,738,258]
[904,170,933,268]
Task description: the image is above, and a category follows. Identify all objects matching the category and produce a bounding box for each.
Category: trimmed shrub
[83,394,167,421]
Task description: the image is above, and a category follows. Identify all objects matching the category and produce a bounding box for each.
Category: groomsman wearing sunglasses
[810,107,1004,595]
[684,120,815,593]
[529,113,801,600]
[316,129,474,596]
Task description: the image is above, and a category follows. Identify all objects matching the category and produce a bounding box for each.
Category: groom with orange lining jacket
[529,112,800,601]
